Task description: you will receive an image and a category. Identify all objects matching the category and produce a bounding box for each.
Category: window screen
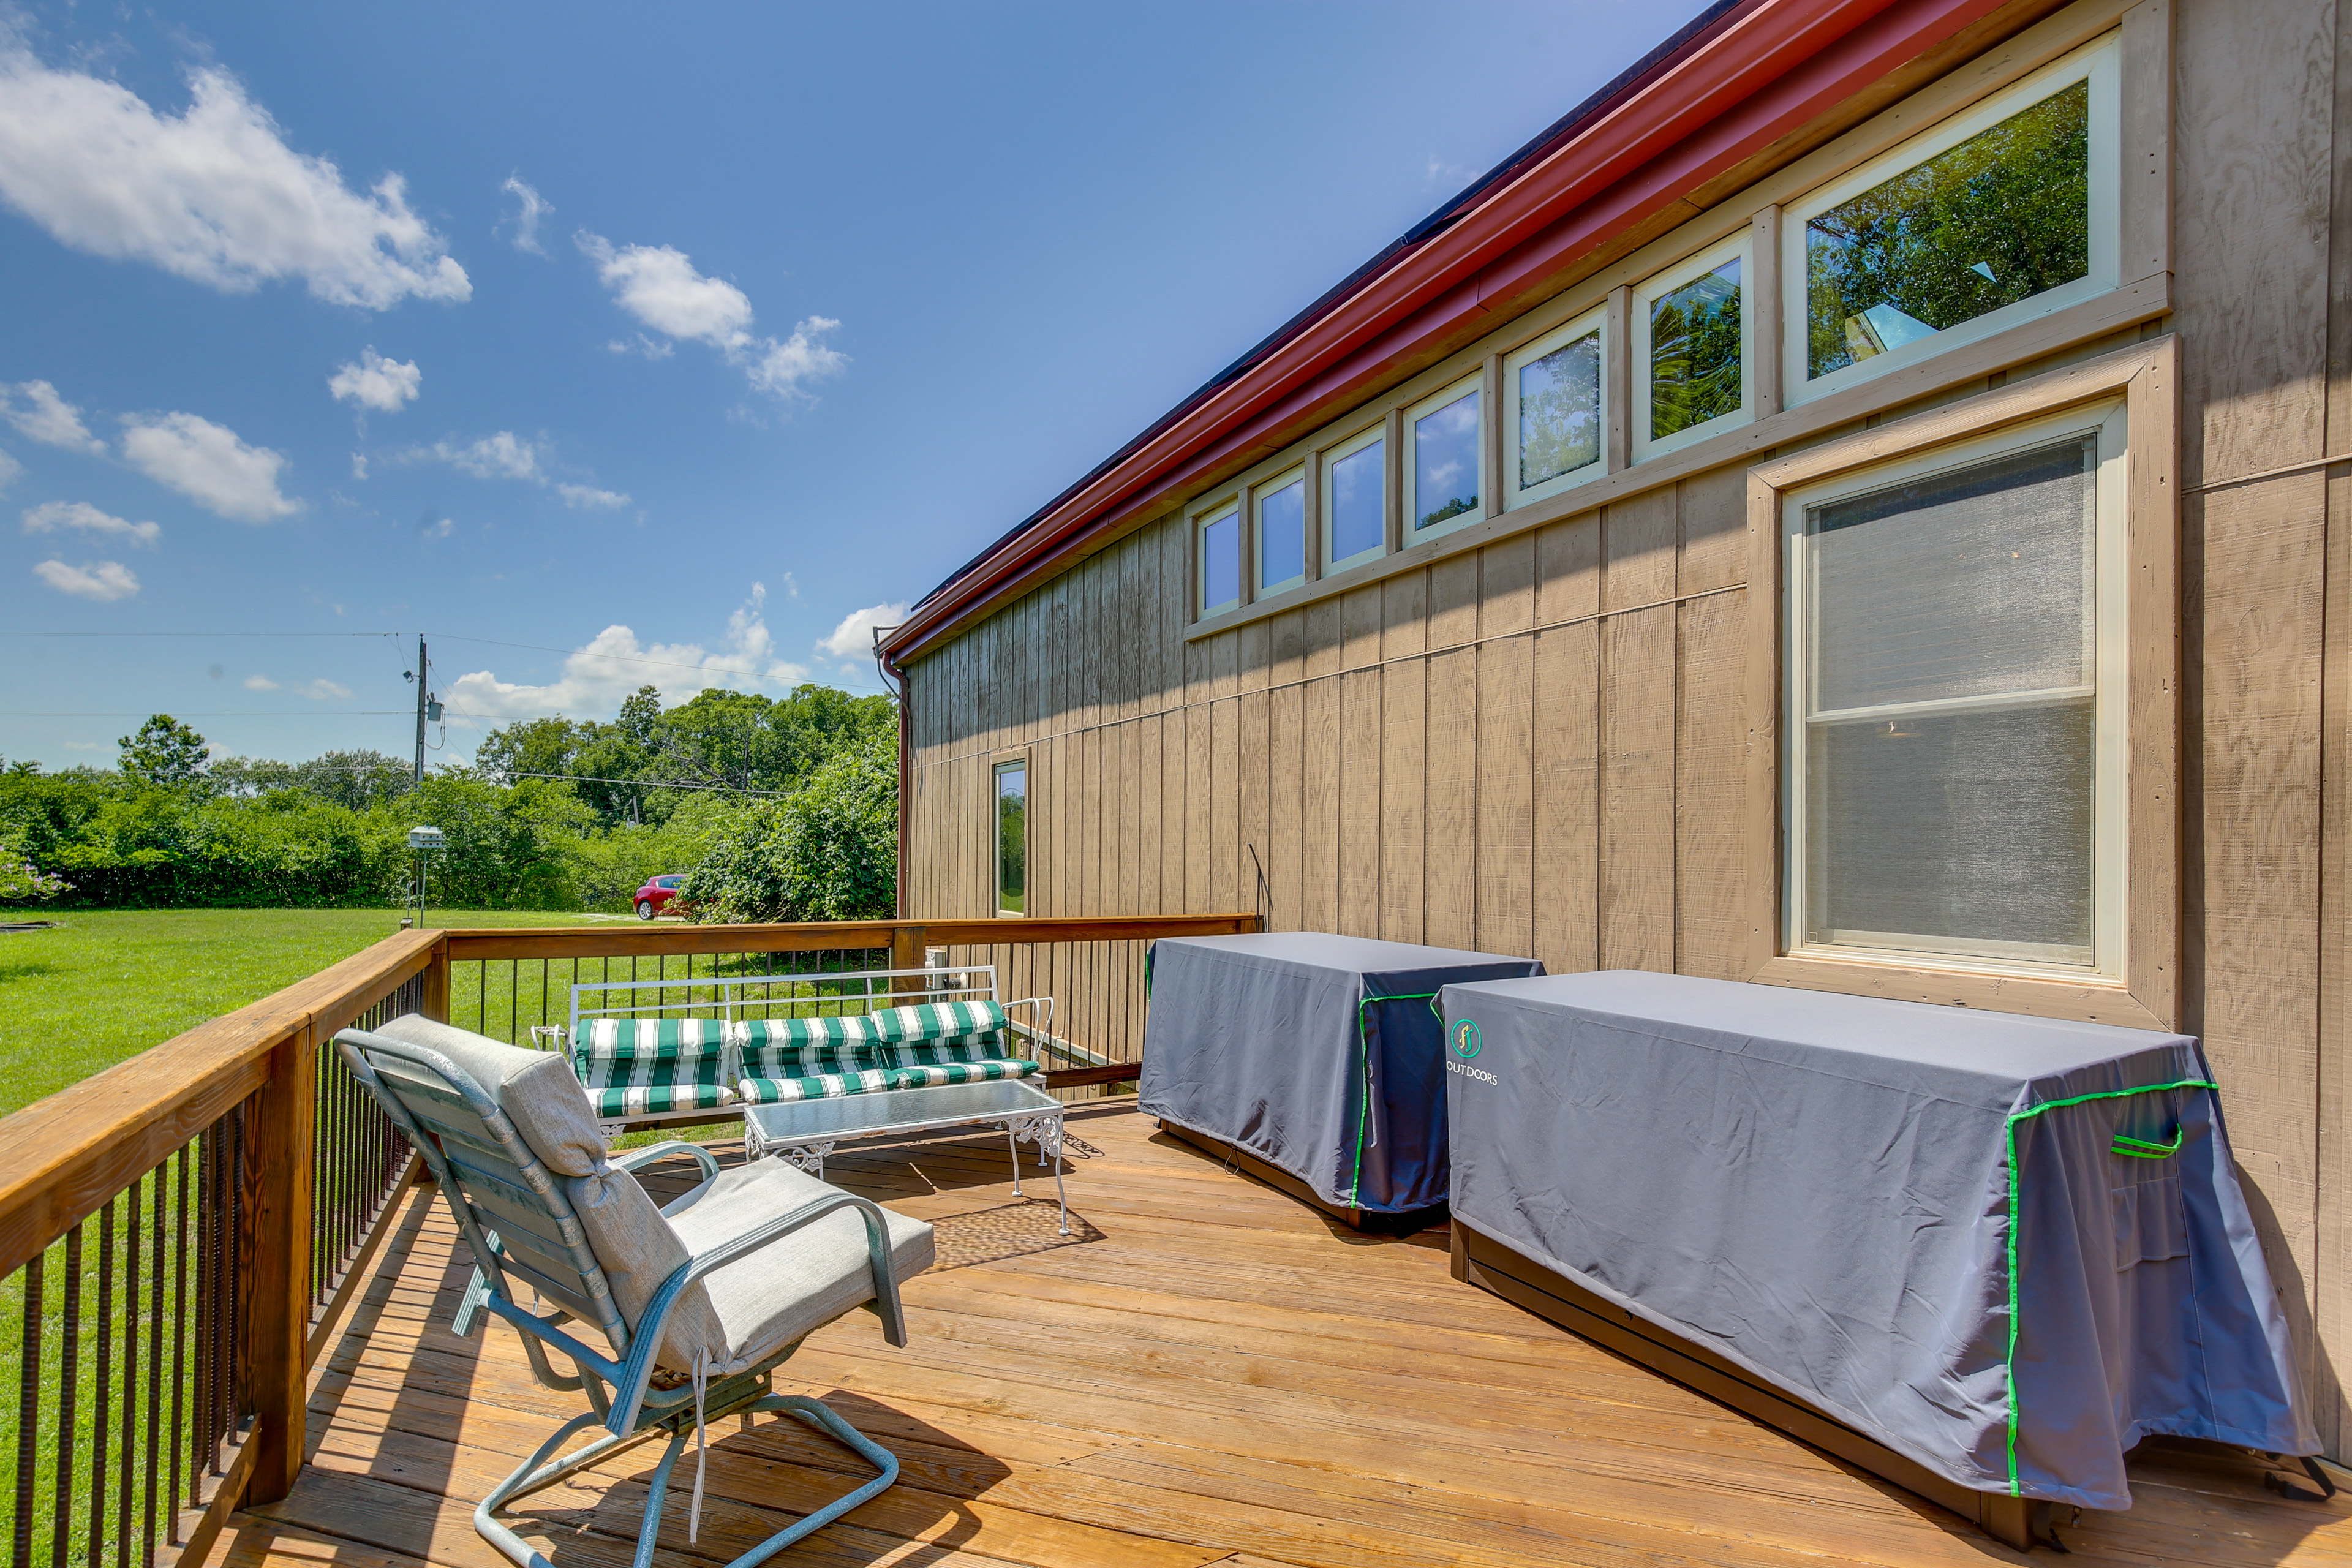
[1800,436,2098,965]
[995,761,1026,914]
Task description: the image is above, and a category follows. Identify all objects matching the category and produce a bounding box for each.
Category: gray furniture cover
[1141,933,1543,1213]
[1438,970,2314,1511]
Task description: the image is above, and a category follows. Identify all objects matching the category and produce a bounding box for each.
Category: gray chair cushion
[374,1015,610,1177]
[372,1014,729,1367]
[666,1159,935,1374]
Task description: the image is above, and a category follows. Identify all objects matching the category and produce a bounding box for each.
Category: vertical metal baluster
[116,1183,137,1568]
[88,1201,115,1568]
[14,1249,45,1568]
[189,1134,213,1500]
[225,1108,245,1457]
[141,1166,162,1568]
[164,1149,187,1542]
[50,1224,81,1568]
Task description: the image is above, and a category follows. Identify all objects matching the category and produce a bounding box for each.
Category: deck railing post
[421,932,451,1023]
[891,922,927,984]
[241,1021,318,1508]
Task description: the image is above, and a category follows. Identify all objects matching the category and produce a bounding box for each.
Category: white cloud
[33,559,138,600]
[579,233,753,347]
[243,674,278,690]
[0,447,18,494]
[556,482,629,510]
[328,347,420,413]
[22,499,160,547]
[118,411,297,521]
[1,381,105,453]
[350,452,368,480]
[301,678,351,700]
[817,600,910,661]
[745,317,847,399]
[0,43,470,309]
[578,231,846,401]
[500,175,549,254]
[426,431,539,481]
[445,584,807,723]
[61,740,101,751]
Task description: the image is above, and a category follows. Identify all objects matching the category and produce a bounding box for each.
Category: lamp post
[407,826,445,928]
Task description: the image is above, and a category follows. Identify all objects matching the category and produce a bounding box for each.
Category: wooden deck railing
[0,912,1254,1568]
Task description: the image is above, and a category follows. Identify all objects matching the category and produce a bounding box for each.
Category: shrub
[679,729,896,922]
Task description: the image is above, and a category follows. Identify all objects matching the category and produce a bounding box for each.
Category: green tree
[679,728,897,922]
[118,715,211,789]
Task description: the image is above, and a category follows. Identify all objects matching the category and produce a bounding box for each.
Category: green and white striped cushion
[731,1000,1028,1104]
[571,1018,737,1118]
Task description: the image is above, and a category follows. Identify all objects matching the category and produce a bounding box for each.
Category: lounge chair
[335,1012,934,1568]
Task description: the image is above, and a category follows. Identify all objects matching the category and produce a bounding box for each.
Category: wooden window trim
[1740,334,2180,1030]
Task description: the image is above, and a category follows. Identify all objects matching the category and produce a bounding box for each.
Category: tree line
[0,683,899,919]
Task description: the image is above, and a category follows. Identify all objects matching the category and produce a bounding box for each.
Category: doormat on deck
[928,1199,1106,1272]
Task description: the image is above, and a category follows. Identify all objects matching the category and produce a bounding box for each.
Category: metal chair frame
[334,1025,913,1568]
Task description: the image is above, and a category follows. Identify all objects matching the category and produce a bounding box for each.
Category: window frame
[1402,373,1487,543]
[1254,466,1309,597]
[992,756,1028,918]
[1632,232,1754,464]
[1741,335,2178,1030]
[1321,423,1389,575]
[1504,303,1610,511]
[1196,499,1242,619]
[1781,32,2120,409]
[1781,399,2129,980]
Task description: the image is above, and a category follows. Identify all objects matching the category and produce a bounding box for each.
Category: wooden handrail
[0,925,443,1282]
[439,912,1259,962]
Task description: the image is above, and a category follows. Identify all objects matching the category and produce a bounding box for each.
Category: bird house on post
[407,826,446,927]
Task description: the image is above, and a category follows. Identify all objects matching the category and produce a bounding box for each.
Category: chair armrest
[606,1189,910,1434]
[610,1141,722,1215]
[1003,997,1057,1060]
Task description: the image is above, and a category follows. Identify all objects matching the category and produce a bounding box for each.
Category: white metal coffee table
[742,1077,1069,1235]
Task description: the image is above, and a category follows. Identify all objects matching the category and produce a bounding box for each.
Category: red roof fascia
[882,0,2011,665]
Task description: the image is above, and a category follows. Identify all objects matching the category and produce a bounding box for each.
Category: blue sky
[0,1,1702,771]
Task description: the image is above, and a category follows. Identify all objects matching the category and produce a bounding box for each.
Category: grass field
[0,907,638,1117]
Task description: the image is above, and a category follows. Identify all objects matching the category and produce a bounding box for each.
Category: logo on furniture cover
[1450,1019,1482,1060]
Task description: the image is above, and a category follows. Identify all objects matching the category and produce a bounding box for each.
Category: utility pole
[412,634,429,783]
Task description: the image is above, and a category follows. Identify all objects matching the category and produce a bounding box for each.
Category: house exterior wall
[900,0,2352,1452]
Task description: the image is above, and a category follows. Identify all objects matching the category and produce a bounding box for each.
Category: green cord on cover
[2000,1079,2215,1495]
[2112,1127,2184,1159]
[1348,992,1439,1208]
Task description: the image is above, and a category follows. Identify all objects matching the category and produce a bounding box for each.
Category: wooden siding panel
[1674,589,1747,979]
[1534,621,1602,976]
[1212,696,1240,915]
[1602,606,1676,971]
[1303,672,1341,935]
[1272,683,1305,932]
[1341,584,1383,671]
[1538,511,1604,627]
[1604,489,1677,612]
[1423,647,1478,950]
[1428,553,1479,650]
[1239,689,1273,925]
[1381,660,1427,946]
[1478,633,1536,960]
[1339,668,1382,939]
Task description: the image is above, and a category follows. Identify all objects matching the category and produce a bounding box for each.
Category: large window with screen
[1783,401,2127,974]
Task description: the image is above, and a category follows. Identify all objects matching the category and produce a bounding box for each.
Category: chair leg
[701,1394,900,1568]
[473,1411,673,1568]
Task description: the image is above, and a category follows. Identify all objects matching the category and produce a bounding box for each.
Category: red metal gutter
[880,0,2011,668]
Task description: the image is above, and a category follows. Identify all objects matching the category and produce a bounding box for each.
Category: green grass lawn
[0,907,638,1117]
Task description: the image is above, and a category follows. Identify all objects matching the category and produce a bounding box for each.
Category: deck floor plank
[214,1109,2352,1568]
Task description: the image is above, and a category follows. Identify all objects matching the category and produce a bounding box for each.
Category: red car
[633,874,688,920]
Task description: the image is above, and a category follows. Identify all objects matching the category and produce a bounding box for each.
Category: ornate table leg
[997,1114,1071,1235]
[776,1141,837,1180]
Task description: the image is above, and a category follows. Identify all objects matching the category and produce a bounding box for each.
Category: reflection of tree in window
[995,764,1025,913]
[1650,260,1741,440]
[1521,331,1600,488]
[1415,392,1480,529]
[1807,80,2089,380]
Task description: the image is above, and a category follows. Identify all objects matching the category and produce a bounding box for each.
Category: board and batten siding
[905,0,2352,1455]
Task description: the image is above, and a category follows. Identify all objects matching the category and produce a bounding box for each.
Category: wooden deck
[218,1107,2352,1568]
